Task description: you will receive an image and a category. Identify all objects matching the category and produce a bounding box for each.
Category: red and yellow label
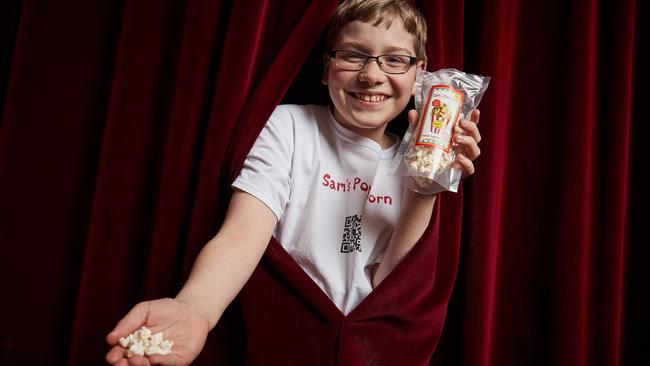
[415,84,464,152]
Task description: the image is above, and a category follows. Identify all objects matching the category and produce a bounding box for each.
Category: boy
[106,0,482,364]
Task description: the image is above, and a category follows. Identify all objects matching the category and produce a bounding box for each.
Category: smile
[351,93,388,103]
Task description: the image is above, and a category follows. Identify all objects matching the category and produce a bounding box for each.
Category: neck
[330,107,393,149]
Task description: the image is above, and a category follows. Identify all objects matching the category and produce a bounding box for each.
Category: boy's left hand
[452,109,481,178]
[407,108,482,179]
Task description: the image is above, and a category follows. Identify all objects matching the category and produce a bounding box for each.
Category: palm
[145,302,208,363]
[107,298,210,366]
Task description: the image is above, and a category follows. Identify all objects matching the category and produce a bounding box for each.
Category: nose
[358,59,386,85]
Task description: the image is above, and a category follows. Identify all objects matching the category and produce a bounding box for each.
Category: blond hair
[325,0,428,61]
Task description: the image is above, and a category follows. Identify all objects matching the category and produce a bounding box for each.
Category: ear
[322,58,330,85]
[411,60,426,95]
[417,59,427,72]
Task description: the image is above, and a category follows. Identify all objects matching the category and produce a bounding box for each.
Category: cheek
[326,76,348,109]
[398,74,417,98]
[328,74,353,98]
[394,79,414,100]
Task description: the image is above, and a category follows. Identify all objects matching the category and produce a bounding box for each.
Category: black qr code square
[340,214,362,253]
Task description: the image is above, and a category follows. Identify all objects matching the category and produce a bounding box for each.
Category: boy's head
[322,0,428,147]
[325,0,428,63]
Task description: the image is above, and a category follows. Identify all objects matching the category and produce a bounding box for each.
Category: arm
[372,109,482,288]
[372,189,436,287]
[106,189,276,365]
[175,189,277,328]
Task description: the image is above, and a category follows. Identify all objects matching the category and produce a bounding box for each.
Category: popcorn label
[415,85,464,152]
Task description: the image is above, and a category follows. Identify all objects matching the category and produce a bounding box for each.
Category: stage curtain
[0,0,642,365]
[432,0,641,365]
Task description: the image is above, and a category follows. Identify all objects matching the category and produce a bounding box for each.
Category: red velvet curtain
[0,0,642,365]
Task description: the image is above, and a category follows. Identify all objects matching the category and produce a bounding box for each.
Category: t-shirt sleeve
[232,106,294,220]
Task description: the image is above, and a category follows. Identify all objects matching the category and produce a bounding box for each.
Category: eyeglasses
[330,50,417,74]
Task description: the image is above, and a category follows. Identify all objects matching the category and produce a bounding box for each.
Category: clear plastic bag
[393,68,490,194]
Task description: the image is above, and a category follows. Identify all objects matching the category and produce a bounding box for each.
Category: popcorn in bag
[393,68,490,194]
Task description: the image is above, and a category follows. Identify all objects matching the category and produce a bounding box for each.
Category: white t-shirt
[232,104,404,314]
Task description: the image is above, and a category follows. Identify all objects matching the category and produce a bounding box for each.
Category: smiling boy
[106,1,482,365]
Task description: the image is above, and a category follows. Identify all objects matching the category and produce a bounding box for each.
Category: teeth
[354,93,387,102]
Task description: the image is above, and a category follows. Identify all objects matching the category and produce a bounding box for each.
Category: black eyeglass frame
[329,50,418,74]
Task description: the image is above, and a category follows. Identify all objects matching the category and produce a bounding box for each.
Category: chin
[347,112,388,127]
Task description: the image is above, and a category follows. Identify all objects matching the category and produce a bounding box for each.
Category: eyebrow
[335,41,414,55]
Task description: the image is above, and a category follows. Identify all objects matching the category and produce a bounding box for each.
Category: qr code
[340,214,362,253]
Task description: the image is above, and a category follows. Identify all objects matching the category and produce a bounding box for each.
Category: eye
[339,51,366,63]
[382,55,410,67]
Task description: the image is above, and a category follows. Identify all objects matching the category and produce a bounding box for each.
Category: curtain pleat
[603,1,635,363]
[140,0,230,301]
[420,0,464,68]
[552,0,600,363]
[67,1,193,364]
[0,1,127,364]
[429,0,638,365]
[455,0,520,364]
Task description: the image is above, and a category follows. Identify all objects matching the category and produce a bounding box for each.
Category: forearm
[174,191,276,329]
[175,231,269,329]
[372,189,436,287]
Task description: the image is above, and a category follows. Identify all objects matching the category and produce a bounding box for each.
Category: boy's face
[323,20,424,145]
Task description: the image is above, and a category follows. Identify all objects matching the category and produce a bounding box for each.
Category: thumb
[106,301,151,345]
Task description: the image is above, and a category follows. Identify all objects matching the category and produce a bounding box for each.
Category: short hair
[325,0,428,62]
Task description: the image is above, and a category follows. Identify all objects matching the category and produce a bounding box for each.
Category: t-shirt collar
[326,105,400,159]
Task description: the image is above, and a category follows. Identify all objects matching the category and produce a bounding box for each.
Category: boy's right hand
[105,298,210,366]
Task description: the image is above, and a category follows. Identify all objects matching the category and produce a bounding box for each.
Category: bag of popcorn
[393,68,490,194]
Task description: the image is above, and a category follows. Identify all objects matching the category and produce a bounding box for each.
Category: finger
[407,109,419,128]
[114,359,130,366]
[454,134,481,161]
[458,117,481,144]
[127,355,152,366]
[106,345,128,364]
[107,301,151,345]
[469,109,480,124]
[454,153,475,177]
[106,349,153,366]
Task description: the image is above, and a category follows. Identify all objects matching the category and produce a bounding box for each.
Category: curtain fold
[0,0,642,365]
[431,0,639,365]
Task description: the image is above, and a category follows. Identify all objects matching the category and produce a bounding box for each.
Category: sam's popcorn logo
[415,85,464,151]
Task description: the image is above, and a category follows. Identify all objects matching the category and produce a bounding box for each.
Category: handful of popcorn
[119,326,173,357]
[393,69,489,194]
